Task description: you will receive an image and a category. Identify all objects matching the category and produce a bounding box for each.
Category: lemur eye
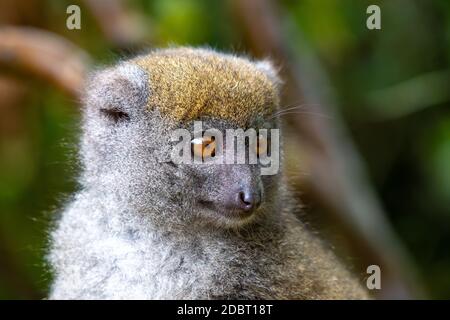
[256,135,269,156]
[192,137,216,160]
[100,108,130,123]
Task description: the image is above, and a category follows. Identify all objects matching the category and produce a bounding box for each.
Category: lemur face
[164,116,281,228]
[83,48,281,229]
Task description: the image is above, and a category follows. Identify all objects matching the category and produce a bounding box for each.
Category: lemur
[48,47,368,299]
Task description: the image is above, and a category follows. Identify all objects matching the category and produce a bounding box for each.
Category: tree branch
[0,26,90,99]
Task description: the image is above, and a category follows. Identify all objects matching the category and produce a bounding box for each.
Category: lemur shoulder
[48,47,368,299]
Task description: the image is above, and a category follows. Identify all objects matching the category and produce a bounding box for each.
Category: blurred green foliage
[0,0,449,299]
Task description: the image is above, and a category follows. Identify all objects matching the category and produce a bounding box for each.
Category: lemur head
[81,48,282,230]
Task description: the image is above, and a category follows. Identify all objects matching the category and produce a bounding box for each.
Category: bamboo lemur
[48,47,368,299]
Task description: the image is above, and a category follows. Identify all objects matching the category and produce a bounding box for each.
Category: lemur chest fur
[50,193,288,299]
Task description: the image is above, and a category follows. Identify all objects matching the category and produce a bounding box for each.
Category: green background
[0,0,449,299]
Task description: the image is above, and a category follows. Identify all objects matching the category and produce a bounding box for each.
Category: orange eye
[256,135,268,156]
[192,137,216,160]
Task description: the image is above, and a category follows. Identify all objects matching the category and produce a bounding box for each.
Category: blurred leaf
[367,70,450,120]
[422,117,450,210]
[152,0,211,45]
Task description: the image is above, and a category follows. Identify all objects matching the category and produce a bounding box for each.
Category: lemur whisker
[267,103,323,120]
[269,103,308,117]
[268,110,331,120]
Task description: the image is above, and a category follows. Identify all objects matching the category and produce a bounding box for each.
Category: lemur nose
[237,189,261,212]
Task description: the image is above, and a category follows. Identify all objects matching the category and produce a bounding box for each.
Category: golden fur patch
[133,48,278,127]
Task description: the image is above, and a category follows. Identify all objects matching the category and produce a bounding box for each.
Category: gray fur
[48,48,367,299]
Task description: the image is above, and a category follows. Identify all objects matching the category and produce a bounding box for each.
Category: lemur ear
[255,60,282,89]
[85,63,149,123]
